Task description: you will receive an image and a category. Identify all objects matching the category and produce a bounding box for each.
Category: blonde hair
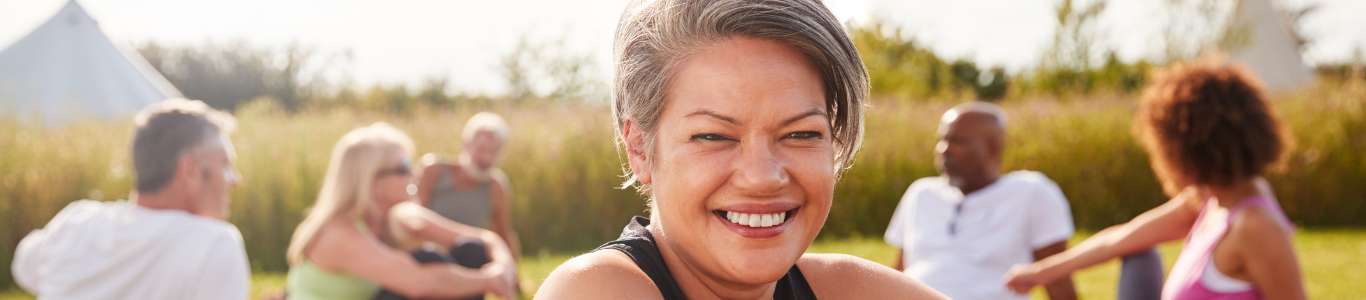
[612,0,869,192]
[287,122,415,265]
[461,112,511,146]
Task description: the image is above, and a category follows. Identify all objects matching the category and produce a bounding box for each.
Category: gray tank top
[427,165,492,229]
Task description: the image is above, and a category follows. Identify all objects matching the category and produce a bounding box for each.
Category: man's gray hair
[612,0,869,191]
[131,98,237,193]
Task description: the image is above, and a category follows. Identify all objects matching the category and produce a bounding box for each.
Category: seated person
[416,112,520,263]
[284,123,516,300]
[12,99,250,300]
[536,0,949,299]
[884,101,1078,300]
[1005,55,1307,299]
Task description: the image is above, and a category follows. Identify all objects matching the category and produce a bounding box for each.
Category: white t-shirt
[884,171,1074,300]
[12,200,250,300]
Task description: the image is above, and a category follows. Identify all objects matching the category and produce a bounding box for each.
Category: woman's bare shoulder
[535,249,662,300]
[797,253,949,300]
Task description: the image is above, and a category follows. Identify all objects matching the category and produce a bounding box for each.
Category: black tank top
[594,216,818,300]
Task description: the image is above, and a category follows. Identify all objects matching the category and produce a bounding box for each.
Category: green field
[2,83,1362,298]
[10,230,1358,299]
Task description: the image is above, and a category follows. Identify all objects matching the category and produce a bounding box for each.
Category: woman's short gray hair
[612,0,869,191]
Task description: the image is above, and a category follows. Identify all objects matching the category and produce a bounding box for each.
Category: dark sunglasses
[376,158,412,177]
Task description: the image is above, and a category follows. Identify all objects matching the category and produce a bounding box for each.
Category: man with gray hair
[12,99,250,299]
[884,101,1078,300]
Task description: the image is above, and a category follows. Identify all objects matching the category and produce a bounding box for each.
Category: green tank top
[286,222,381,300]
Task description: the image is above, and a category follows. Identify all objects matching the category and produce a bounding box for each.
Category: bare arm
[1006,187,1204,292]
[1228,207,1306,299]
[307,220,502,299]
[416,163,442,208]
[389,201,517,292]
[1032,241,1077,300]
[489,170,522,262]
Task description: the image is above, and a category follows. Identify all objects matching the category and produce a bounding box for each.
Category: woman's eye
[785,131,823,140]
[691,133,730,141]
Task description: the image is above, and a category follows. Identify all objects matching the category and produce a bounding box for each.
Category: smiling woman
[534,0,948,299]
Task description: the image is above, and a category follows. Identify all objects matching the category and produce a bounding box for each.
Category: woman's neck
[1208,178,1261,209]
[647,217,779,300]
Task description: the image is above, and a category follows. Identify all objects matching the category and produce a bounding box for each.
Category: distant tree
[1043,0,1109,71]
[497,35,606,103]
[138,42,327,112]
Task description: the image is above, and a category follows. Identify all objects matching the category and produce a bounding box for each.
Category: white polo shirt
[12,200,250,300]
[884,171,1074,300]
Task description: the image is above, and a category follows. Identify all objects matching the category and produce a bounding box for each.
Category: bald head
[936,101,1008,194]
[941,101,1007,132]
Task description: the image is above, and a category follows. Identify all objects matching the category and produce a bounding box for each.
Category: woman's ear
[623,119,652,185]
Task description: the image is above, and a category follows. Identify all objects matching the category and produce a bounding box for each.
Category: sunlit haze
[1,0,1361,96]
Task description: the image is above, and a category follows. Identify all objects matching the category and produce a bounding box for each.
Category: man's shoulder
[1001,171,1066,196]
[141,209,244,247]
[1002,170,1056,185]
[906,177,950,193]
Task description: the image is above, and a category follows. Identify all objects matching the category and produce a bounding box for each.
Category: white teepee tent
[1224,0,1316,92]
[0,0,181,126]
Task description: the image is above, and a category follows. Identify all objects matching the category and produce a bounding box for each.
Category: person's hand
[1003,264,1047,294]
[483,261,518,299]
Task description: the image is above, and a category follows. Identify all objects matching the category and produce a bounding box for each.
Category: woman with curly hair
[1004,56,1306,299]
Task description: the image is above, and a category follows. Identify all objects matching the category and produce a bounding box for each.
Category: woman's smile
[712,206,800,239]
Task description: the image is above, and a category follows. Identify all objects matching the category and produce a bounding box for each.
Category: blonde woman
[285,123,517,300]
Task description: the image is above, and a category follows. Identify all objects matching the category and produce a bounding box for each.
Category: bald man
[884,101,1078,300]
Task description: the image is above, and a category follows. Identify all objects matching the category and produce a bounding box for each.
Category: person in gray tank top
[415,113,522,285]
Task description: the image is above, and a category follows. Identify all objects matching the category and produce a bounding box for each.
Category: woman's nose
[731,140,788,195]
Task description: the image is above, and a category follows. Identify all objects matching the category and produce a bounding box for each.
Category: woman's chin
[704,234,809,284]
[715,250,801,284]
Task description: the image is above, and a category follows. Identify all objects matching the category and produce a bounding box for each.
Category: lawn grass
[3,230,1361,299]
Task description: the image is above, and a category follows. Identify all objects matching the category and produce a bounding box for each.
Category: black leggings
[373,239,490,300]
[1118,248,1164,300]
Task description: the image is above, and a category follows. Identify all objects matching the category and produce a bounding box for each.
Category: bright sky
[1,0,1362,96]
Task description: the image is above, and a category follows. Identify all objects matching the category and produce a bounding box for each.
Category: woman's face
[638,36,835,285]
[373,151,415,212]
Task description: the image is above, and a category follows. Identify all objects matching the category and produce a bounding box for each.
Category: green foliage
[1014,53,1152,98]
[848,20,1149,101]
[2,83,1364,290]
[850,21,975,102]
[138,42,324,111]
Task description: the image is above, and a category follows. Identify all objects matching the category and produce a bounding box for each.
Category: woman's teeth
[725,211,787,228]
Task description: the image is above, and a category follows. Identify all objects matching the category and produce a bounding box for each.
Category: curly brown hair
[1135,55,1292,195]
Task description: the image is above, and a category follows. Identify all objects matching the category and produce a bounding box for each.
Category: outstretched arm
[307,218,511,299]
[1005,187,1204,293]
[1033,241,1077,300]
[389,201,518,297]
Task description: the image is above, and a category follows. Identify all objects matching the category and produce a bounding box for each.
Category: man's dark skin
[892,107,1078,300]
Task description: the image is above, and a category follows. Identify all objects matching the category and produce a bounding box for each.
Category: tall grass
[2,84,1363,290]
